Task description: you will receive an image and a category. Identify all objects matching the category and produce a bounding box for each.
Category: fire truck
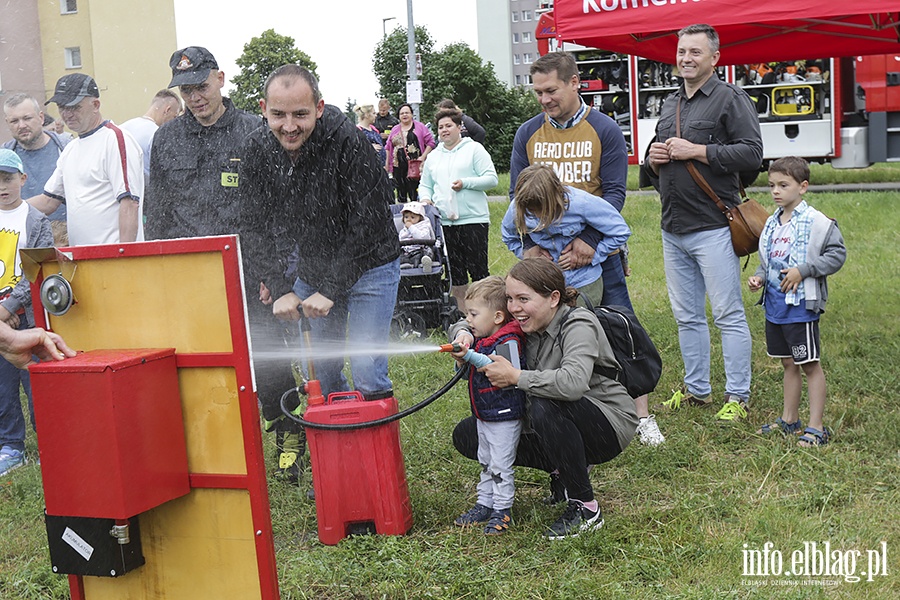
[534,2,900,168]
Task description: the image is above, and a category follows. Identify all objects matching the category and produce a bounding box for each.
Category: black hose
[280,366,466,430]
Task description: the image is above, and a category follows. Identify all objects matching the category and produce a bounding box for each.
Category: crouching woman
[451,258,637,539]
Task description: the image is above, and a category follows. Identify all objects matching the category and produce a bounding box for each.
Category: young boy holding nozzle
[748,156,846,447]
[444,276,526,535]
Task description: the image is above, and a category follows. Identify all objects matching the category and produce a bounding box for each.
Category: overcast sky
[174,0,479,108]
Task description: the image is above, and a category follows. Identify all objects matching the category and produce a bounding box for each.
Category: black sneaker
[544,500,604,540]
[454,503,492,527]
[543,472,568,505]
[483,509,511,535]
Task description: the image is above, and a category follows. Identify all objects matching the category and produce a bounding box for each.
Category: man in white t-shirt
[121,90,182,182]
[28,74,144,246]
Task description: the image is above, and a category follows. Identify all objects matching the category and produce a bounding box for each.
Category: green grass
[3,191,899,599]
[485,162,900,197]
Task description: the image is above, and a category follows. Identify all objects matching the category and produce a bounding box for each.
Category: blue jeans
[600,252,633,311]
[0,320,33,453]
[292,258,400,397]
[662,228,751,399]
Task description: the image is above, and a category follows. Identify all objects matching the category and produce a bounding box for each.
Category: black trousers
[394,169,419,203]
[248,304,304,437]
[452,396,622,502]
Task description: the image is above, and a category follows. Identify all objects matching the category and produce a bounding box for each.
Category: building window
[523,10,533,21]
[60,0,77,14]
[522,32,532,43]
[524,53,533,64]
[513,54,521,65]
[512,12,519,23]
[516,75,522,85]
[524,74,532,85]
[65,47,82,69]
[513,32,520,44]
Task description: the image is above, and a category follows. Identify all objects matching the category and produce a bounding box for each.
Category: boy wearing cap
[145,46,261,240]
[0,149,53,476]
[399,201,436,273]
[27,73,144,246]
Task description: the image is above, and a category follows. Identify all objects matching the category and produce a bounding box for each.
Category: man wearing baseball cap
[27,74,143,246]
[144,46,260,240]
[143,49,302,484]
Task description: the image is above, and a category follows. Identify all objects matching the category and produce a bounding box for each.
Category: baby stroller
[390,203,462,338]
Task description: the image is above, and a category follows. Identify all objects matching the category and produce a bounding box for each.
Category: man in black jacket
[240,65,400,405]
[145,46,261,239]
[146,47,303,483]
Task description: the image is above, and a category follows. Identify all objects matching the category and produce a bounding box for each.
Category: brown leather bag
[676,99,769,257]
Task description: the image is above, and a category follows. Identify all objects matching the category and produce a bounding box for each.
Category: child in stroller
[399,202,436,273]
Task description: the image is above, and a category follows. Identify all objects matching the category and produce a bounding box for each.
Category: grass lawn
[486,162,900,197]
[2,190,899,599]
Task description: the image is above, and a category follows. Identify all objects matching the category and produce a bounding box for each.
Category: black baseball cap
[168,46,219,88]
[46,73,100,107]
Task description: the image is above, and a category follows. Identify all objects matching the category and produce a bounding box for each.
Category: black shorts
[443,222,490,286]
[765,319,820,364]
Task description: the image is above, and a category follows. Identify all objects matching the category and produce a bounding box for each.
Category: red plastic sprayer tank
[303,391,413,545]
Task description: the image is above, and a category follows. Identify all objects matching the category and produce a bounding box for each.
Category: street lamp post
[406,0,419,121]
[382,17,397,38]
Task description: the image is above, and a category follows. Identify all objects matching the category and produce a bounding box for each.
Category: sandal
[757,417,803,436]
[797,427,830,447]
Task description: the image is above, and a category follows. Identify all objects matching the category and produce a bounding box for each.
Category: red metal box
[29,349,190,519]
[304,392,413,545]
[580,79,608,91]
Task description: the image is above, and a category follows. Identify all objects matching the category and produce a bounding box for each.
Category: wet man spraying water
[239,65,400,410]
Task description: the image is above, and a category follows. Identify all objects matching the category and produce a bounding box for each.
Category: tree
[372,26,435,111]
[372,29,539,171]
[344,98,358,124]
[230,29,318,114]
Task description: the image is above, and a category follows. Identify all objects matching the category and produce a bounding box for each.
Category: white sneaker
[421,255,433,274]
[636,414,665,446]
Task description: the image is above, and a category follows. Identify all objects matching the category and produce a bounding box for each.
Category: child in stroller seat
[399,202,436,273]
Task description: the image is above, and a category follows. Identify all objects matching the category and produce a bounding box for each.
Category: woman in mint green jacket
[419,108,498,311]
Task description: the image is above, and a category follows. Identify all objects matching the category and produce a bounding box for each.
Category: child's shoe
[454,503,492,526]
[798,426,830,447]
[757,417,803,436]
[421,255,433,274]
[483,509,511,535]
[636,414,665,446]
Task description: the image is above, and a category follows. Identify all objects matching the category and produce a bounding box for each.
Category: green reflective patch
[221,172,239,187]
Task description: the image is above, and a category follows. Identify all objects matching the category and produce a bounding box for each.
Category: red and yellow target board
[25,236,279,600]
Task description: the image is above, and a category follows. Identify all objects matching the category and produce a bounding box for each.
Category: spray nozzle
[439,343,463,353]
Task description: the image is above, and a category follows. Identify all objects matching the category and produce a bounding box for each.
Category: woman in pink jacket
[385,103,435,203]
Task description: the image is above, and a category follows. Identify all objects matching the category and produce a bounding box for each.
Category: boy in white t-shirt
[748,157,846,448]
[0,149,53,476]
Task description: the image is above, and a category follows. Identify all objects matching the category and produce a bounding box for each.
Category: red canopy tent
[550,0,900,64]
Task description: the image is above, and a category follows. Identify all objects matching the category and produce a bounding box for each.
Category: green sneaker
[715,397,749,422]
[273,427,305,485]
[662,387,711,409]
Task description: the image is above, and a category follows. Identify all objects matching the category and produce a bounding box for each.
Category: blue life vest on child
[468,320,527,422]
